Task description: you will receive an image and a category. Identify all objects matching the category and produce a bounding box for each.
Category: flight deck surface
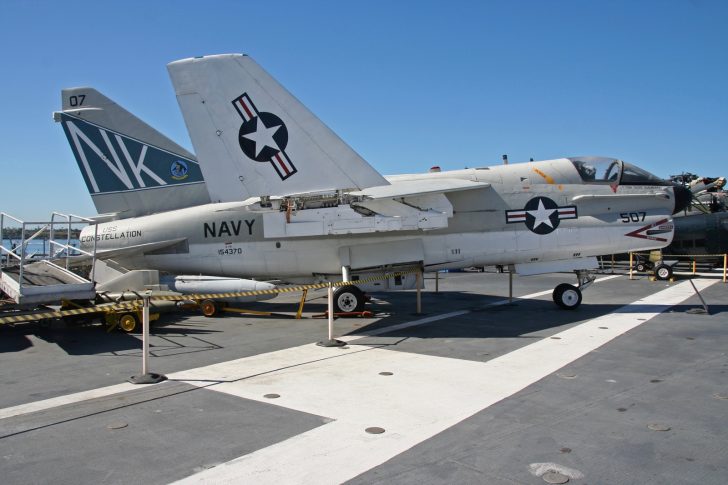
[0,271,726,484]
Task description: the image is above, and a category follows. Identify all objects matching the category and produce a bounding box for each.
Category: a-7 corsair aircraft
[55,54,691,312]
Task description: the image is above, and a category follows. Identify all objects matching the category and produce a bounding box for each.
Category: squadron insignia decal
[506,196,578,235]
[625,218,673,243]
[232,93,297,180]
[170,160,189,180]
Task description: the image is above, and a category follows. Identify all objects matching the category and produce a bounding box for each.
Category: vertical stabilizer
[54,88,210,218]
[167,54,389,200]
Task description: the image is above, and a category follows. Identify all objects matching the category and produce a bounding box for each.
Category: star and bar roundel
[506,196,578,234]
[232,93,297,180]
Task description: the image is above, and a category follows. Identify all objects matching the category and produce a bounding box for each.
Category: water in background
[2,238,81,258]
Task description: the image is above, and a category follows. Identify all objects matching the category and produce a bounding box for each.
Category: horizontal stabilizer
[61,238,187,264]
[95,238,188,260]
[167,54,389,200]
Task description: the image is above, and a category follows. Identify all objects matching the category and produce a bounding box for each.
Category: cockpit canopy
[569,157,667,185]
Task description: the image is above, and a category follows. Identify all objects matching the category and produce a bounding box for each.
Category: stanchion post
[142,296,149,375]
[328,283,334,340]
[724,254,727,283]
[435,271,439,293]
[416,269,422,314]
[692,259,696,275]
[611,254,615,274]
[317,282,345,347]
[509,269,513,304]
[128,294,167,384]
[629,252,634,280]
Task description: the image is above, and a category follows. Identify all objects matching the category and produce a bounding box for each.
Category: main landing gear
[333,285,366,313]
[552,270,595,310]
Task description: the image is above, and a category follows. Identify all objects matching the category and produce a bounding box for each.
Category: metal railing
[627,251,728,283]
[1,212,98,292]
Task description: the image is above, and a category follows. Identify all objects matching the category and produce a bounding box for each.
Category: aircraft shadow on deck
[1,292,723,356]
[346,290,725,341]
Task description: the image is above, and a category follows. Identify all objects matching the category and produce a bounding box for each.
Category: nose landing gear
[552,270,595,310]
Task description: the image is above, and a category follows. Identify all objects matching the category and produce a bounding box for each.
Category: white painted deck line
[0,382,139,420]
[0,275,620,420]
[173,278,716,485]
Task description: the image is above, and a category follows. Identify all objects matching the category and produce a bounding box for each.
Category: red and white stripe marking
[557,206,578,219]
[272,152,294,178]
[233,94,256,122]
[506,210,527,222]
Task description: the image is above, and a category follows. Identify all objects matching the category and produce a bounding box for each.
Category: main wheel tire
[200,299,219,317]
[655,264,673,280]
[553,283,582,310]
[333,285,365,313]
[118,313,139,333]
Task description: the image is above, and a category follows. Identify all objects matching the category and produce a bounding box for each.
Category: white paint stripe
[0,275,620,420]
[0,383,138,420]
[173,278,716,485]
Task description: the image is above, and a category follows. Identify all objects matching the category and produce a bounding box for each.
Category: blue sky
[1,0,726,220]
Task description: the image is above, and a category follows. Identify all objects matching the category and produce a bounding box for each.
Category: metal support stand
[508,270,513,304]
[317,283,345,347]
[296,289,308,319]
[687,279,710,314]
[435,271,439,293]
[629,252,634,280]
[415,269,422,314]
[128,295,167,384]
[342,265,351,283]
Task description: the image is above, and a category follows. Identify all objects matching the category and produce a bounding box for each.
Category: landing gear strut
[552,270,595,310]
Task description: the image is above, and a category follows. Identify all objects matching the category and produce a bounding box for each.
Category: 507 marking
[620,211,646,223]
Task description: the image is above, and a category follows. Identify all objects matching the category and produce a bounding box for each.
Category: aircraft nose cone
[672,184,692,214]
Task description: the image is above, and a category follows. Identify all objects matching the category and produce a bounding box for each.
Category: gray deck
[0,270,725,484]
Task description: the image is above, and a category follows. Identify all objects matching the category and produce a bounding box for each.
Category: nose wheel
[553,283,582,309]
[552,269,594,310]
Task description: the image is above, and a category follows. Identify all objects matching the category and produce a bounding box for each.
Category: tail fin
[167,54,389,200]
[54,88,210,219]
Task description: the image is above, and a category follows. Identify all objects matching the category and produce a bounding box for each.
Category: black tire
[636,263,647,272]
[333,285,365,313]
[654,264,673,281]
[553,283,582,310]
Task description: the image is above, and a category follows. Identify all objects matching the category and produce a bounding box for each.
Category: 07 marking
[69,94,86,107]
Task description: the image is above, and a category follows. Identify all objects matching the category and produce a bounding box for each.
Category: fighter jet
[55,54,691,311]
